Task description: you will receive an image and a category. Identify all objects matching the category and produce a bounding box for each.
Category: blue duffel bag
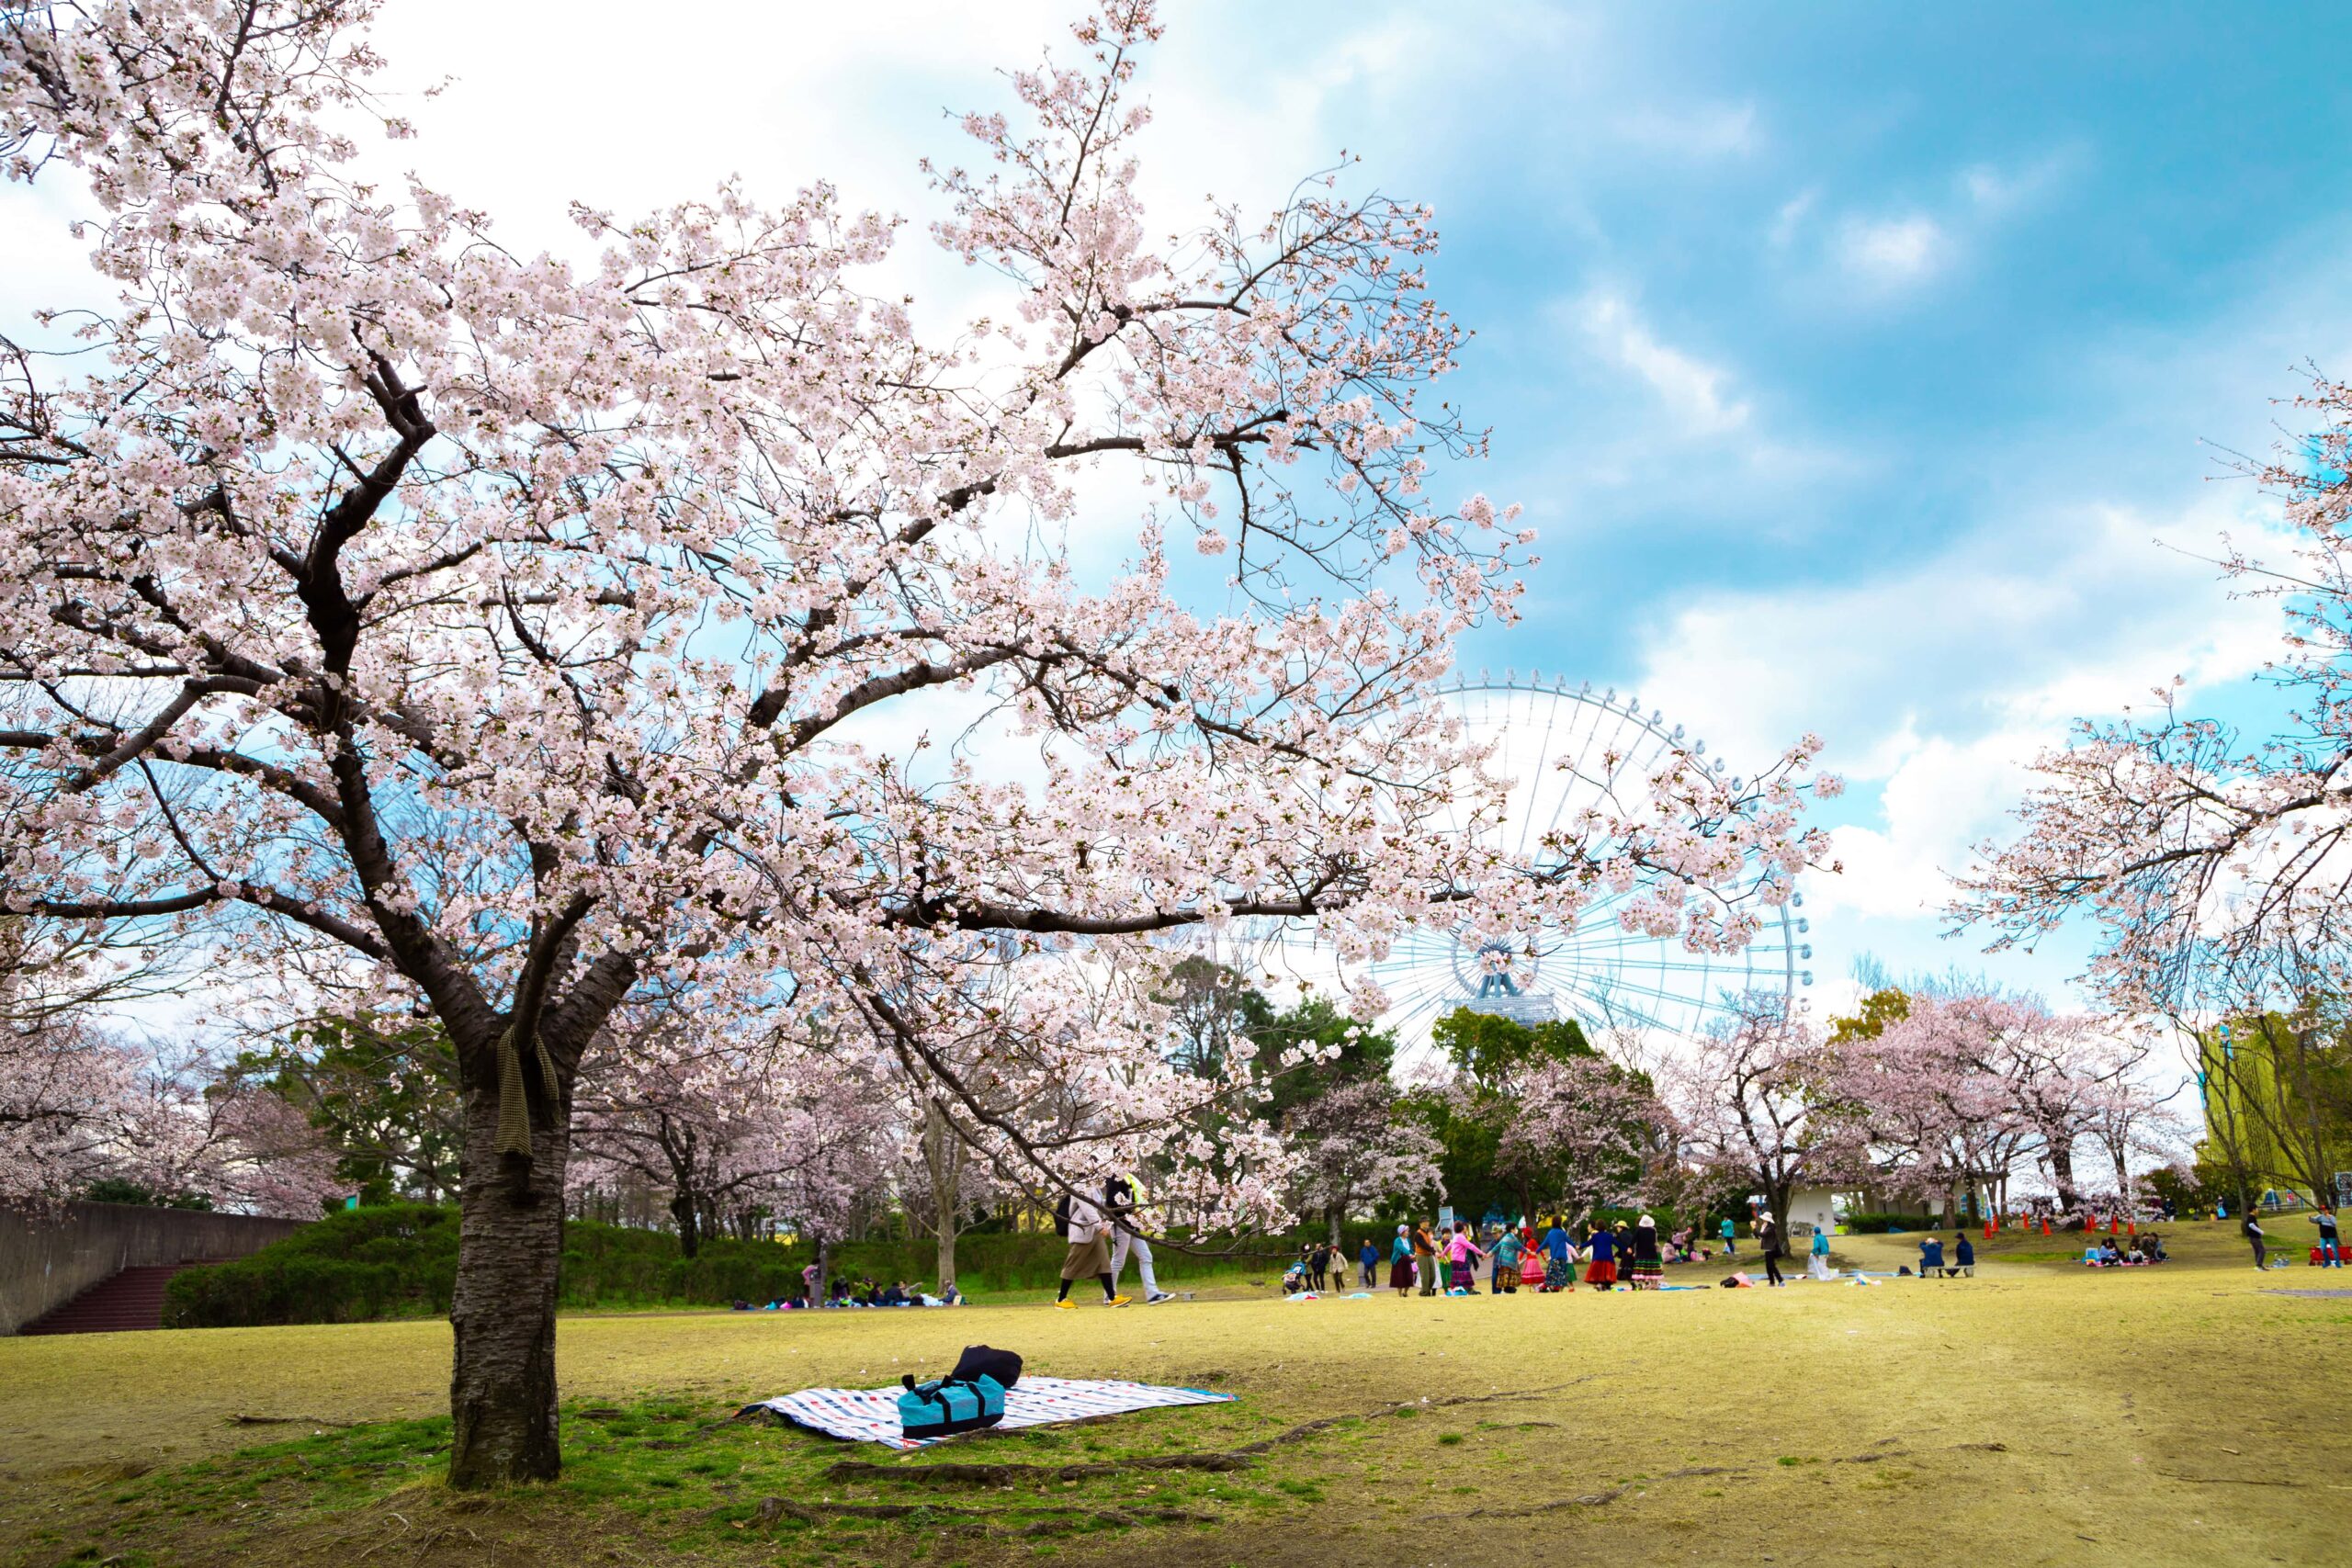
[896,1372,1006,1439]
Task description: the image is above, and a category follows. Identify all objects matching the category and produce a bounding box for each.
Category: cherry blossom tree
[570,1012,808,1259]
[1491,1054,1668,1225]
[1833,996,2024,1222]
[1665,994,1866,1236]
[0,0,1832,1485]
[1960,372,2352,1015]
[1282,1076,1442,1246]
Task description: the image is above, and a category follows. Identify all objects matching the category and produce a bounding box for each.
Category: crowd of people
[1278,1213,1807,1296]
[732,1270,968,1311]
[2079,1234,2166,1268]
[738,1193,2349,1319]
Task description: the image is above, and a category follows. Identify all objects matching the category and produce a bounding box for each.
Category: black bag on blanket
[951,1344,1023,1390]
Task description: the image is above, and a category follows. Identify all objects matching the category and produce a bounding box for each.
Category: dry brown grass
[2,1221,2346,1566]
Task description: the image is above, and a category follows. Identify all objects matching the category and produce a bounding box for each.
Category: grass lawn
[2,1219,2346,1567]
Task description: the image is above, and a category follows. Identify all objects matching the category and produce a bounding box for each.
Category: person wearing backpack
[1055,1188,1129,1308]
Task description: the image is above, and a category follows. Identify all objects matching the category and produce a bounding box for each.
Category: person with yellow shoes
[1053,1185,1130,1309]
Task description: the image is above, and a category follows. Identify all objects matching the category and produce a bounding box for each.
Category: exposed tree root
[1434,1439,2017,1520]
[1441,1464,1745,1518]
[825,1452,1255,1487]
[751,1494,1211,1534]
[225,1414,356,1428]
[1232,1375,1598,1454]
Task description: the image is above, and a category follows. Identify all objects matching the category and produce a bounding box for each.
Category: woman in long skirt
[1446,1222,1483,1292]
[1054,1193,1125,1307]
[1629,1213,1664,1291]
[1582,1221,1617,1290]
[1388,1224,1416,1296]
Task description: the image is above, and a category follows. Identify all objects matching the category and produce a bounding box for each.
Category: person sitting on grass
[1917,1236,1946,1278]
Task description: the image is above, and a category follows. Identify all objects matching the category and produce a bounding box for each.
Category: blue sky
[8,0,2346,1023]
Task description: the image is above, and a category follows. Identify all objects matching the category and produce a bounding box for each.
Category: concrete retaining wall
[0,1201,310,1334]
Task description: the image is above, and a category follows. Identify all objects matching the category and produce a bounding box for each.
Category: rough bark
[2045,1140,2081,1211]
[447,1071,570,1489]
[920,1097,962,1289]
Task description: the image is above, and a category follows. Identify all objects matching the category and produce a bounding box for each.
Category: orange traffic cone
[2041,1219,2052,1237]
[1984,1217,1996,1241]
[2127,1220,2136,1237]
[2109,1215,2120,1236]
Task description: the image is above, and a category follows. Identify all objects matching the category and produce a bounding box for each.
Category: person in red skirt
[1583,1219,1618,1290]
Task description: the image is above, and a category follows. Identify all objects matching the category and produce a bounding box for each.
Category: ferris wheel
[1348,671,1813,1074]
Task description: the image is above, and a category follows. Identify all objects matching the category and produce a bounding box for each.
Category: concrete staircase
[18,1261,213,1335]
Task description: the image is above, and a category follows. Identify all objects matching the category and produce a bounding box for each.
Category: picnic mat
[741,1375,1236,1450]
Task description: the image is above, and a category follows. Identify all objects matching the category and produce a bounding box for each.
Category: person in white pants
[1104,1174,1174,1303]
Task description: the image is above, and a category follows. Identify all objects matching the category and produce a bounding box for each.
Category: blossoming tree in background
[1961,370,2352,1035]
[1282,1076,1444,1246]
[1492,1054,1670,1225]
[0,0,1831,1484]
[1667,994,1866,1237]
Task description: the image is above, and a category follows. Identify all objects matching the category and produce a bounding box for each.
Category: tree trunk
[447,1082,570,1489]
[920,1098,963,1289]
[813,1234,833,1304]
[2046,1138,2081,1211]
[671,1190,701,1259]
[1329,1205,1343,1248]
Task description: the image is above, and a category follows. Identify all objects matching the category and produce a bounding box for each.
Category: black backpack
[1053,1192,1072,1238]
[950,1343,1023,1390]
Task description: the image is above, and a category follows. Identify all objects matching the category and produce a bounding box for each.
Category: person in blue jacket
[1917,1236,1946,1278]
[1358,1237,1381,1289]
[1583,1220,1618,1290]
[1953,1233,1975,1275]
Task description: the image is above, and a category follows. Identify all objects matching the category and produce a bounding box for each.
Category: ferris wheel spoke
[1368,675,1806,1066]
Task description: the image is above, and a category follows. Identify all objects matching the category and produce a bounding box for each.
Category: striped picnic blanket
[741,1375,1235,1450]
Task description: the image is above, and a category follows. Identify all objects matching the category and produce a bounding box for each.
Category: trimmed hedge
[163,1204,1310,1327]
[1841,1211,1939,1234]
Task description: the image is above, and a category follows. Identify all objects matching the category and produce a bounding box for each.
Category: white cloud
[1614,101,1760,160]
[1573,292,1752,434]
[1836,213,1947,286]
[1769,187,1817,249]
[1626,495,2298,945]
[1960,147,2084,214]
[1633,497,2289,781]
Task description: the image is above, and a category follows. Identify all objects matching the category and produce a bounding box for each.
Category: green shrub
[1842,1211,1937,1234]
[164,1205,1322,1326]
